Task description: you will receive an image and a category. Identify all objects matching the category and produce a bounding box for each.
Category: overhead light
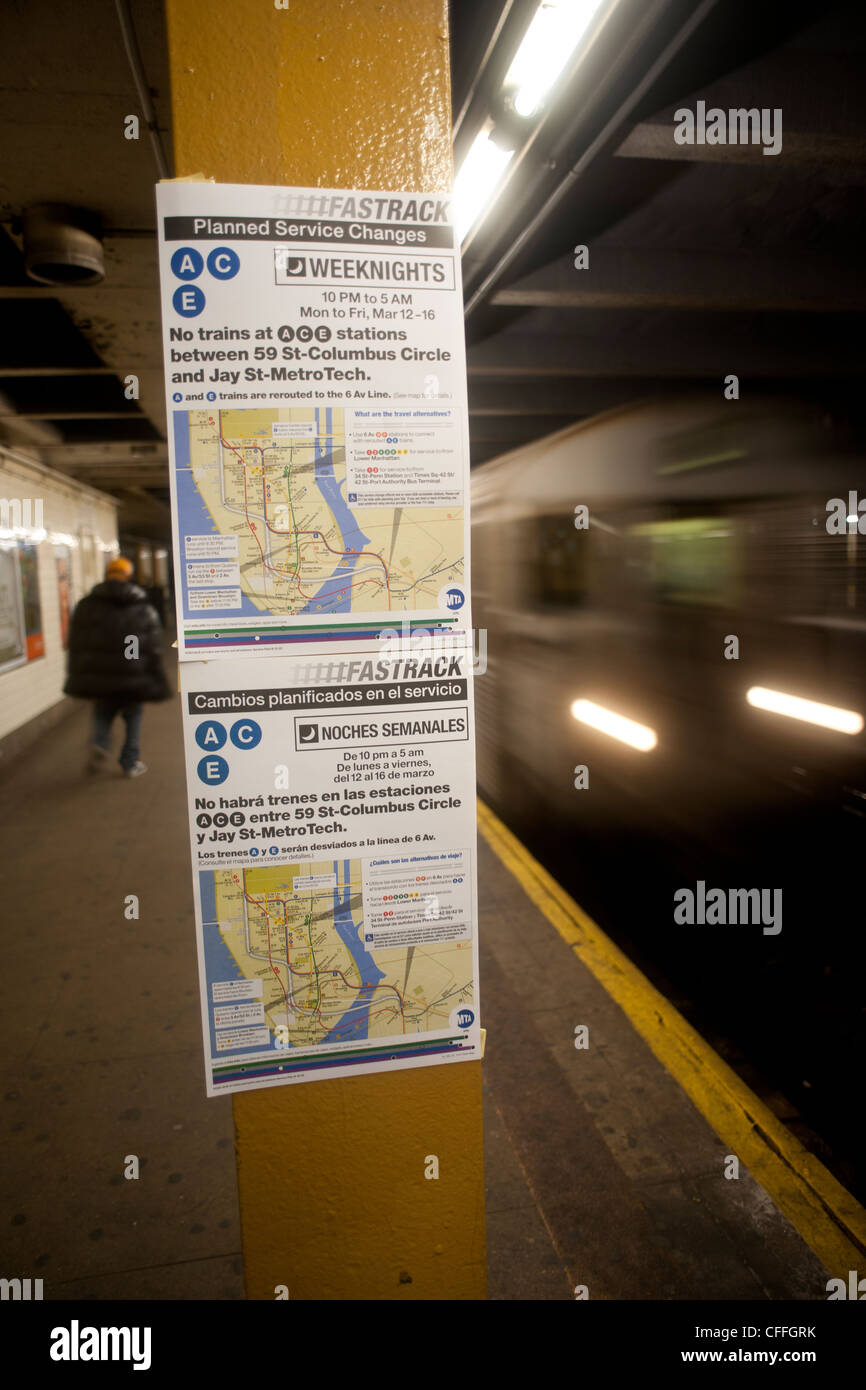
[746,687,863,735]
[504,0,606,119]
[571,698,657,751]
[453,127,515,242]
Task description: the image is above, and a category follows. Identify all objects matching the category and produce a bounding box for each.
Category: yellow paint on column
[165,0,453,192]
[231,1063,486,1301]
[164,0,485,1300]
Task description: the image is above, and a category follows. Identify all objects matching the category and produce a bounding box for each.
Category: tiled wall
[0,452,119,743]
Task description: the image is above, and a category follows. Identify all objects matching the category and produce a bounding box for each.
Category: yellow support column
[164,0,486,1300]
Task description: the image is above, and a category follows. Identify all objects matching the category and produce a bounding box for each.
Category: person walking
[64,555,170,778]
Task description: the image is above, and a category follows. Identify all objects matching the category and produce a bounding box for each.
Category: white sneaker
[123,761,148,779]
[87,745,113,775]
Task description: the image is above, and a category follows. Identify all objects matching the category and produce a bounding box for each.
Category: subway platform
[1,645,861,1300]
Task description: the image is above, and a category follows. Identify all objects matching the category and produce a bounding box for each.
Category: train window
[629,517,738,607]
[532,513,591,607]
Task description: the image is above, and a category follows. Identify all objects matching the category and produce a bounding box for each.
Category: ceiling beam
[44,439,167,453]
[56,462,168,474]
[492,249,866,314]
[67,482,166,496]
[0,410,148,421]
[615,51,866,171]
[72,478,167,488]
[0,366,117,377]
[468,324,866,378]
[0,285,160,300]
[615,121,866,168]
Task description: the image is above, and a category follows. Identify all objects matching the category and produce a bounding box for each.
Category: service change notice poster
[155,182,471,659]
[181,649,480,1094]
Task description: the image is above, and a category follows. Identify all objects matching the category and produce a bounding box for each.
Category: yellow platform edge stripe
[477,798,866,1280]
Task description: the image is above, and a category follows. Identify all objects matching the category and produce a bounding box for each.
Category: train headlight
[570,699,657,751]
[746,687,863,735]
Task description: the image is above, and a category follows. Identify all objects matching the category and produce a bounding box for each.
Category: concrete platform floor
[0,647,832,1299]
[0,651,244,1300]
[478,830,831,1300]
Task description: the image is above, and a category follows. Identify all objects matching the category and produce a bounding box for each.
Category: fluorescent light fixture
[505,0,606,119]
[847,514,858,524]
[0,525,47,543]
[453,127,514,242]
[746,686,863,735]
[571,698,657,751]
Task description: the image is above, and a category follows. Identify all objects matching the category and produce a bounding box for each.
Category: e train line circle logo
[195,718,262,784]
[197,754,229,785]
[173,284,205,317]
[170,245,241,316]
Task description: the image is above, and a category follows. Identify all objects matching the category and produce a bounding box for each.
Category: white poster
[180,650,480,1094]
[0,543,26,674]
[155,183,471,660]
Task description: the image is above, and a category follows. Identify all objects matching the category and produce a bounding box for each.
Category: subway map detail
[206,858,475,1062]
[176,405,464,631]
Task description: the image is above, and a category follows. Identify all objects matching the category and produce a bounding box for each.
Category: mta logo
[445,588,465,611]
[457,1009,474,1028]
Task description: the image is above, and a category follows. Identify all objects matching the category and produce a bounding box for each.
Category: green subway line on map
[212,1033,466,1077]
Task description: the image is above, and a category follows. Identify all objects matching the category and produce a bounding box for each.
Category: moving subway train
[471,394,866,1192]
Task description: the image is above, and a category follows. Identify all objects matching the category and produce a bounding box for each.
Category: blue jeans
[93,700,144,771]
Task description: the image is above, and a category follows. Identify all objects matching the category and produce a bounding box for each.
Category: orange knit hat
[106,556,134,581]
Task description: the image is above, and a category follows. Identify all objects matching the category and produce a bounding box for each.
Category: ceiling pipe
[22,203,105,285]
[114,0,171,180]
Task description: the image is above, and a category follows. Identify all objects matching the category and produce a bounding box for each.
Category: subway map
[175,405,464,623]
[205,858,475,1051]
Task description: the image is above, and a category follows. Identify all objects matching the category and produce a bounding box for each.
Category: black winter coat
[64,581,171,703]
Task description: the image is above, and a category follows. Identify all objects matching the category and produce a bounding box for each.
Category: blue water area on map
[323,858,383,1043]
[199,871,272,1057]
[299,407,372,616]
[174,412,260,622]
[176,407,371,622]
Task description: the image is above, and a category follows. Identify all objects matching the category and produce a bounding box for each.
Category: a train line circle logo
[171,247,203,280]
[195,719,227,751]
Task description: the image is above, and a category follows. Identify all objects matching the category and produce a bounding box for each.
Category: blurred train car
[471,394,866,1182]
[472,395,866,861]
